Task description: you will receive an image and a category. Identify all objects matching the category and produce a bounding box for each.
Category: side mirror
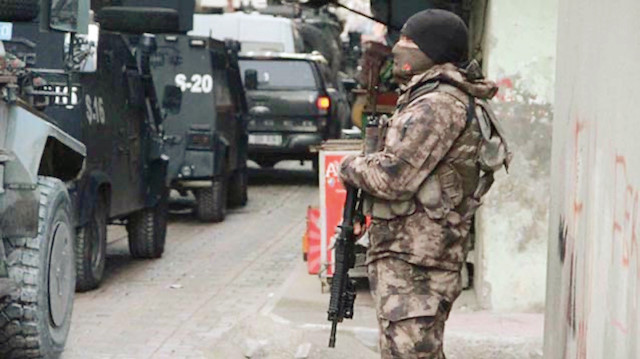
[244,69,258,91]
[140,34,158,55]
[49,0,90,34]
[225,39,241,54]
[162,85,182,115]
[66,23,99,73]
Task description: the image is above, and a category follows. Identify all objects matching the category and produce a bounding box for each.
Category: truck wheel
[227,167,248,208]
[195,177,226,223]
[126,190,168,259]
[0,0,39,22]
[0,177,75,358]
[75,197,108,292]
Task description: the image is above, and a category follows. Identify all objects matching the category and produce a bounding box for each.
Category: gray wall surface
[545,0,640,357]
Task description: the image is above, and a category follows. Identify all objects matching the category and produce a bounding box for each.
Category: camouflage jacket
[339,63,498,270]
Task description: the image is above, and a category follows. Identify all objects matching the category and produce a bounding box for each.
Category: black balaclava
[392,46,434,85]
[401,9,469,65]
[391,9,469,85]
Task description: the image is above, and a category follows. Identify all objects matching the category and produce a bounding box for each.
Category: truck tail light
[316,96,331,112]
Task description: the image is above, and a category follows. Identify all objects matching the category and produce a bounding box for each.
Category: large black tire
[97,6,180,34]
[0,0,39,22]
[126,190,168,259]
[74,196,108,292]
[227,167,248,208]
[195,177,226,223]
[0,177,75,358]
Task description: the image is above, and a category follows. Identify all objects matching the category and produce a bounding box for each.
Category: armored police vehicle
[151,34,249,222]
[8,0,190,291]
[0,0,87,357]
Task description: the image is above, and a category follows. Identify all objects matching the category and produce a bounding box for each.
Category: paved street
[61,162,543,359]
[61,163,377,359]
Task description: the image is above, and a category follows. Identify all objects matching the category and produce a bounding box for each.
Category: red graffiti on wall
[495,77,514,102]
[571,120,587,218]
[563,116,590,358]
[612,154,640,278]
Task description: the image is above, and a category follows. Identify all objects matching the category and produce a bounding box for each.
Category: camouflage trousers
[368,258,462,359]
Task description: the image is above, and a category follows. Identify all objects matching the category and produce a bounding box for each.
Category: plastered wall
[475,0,558,311]
[544,0,640,357]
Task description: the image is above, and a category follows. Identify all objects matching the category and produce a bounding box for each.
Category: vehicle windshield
[239,59,317,90]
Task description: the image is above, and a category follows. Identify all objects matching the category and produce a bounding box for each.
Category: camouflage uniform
[339,63,499,358]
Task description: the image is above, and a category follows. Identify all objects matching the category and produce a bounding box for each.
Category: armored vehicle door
[82,30,150,216]
[210,40,247,176]
[150,35,219,181]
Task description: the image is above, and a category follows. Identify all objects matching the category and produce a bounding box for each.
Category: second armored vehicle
[151,34,249,222]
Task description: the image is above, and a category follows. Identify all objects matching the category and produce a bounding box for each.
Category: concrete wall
[475,0,558,311]
[544,0,640,357]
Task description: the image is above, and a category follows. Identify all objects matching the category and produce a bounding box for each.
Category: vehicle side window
[66,23,99,73]
[50,0,80,32]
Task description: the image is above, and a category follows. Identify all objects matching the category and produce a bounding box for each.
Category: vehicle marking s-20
[174,74,214,94]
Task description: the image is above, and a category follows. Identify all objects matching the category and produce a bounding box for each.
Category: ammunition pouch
[475,100,512,172]
[363,196,416,220]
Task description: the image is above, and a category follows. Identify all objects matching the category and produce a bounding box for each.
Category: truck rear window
[240,60,317,90]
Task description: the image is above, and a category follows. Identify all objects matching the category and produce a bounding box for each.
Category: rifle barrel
[329,322,338,347]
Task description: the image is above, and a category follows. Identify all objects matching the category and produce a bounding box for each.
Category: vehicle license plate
[249,134,282,146]
[0,22,13,41]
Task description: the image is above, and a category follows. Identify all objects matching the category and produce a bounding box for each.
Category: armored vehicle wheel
[0,177,75,358]
[126,190,168,259]
[195,177,226,223]
[0,0,39,22]
[75,197,108,292]
[227,167,248,208]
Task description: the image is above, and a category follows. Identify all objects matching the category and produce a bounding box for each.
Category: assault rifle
[327,41,390,348]
[327,184,360,348]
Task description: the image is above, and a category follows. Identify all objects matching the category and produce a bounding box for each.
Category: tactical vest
[367,80,511,223]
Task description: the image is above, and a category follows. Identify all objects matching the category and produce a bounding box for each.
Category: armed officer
[339,9,509,358]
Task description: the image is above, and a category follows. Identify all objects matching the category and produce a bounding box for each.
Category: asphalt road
[61,162,379,359]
